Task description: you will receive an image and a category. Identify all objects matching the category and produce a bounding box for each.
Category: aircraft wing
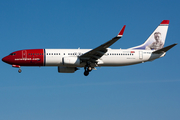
[79,25,126,63]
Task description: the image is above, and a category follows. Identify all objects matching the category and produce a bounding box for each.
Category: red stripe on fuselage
[3,49,44,66]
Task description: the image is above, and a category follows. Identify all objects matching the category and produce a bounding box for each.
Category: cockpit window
[9,53,16,56]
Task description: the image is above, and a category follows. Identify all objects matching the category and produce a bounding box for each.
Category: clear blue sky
[0,0,180,120]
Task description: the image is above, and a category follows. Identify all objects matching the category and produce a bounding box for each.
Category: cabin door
[22,50,27,59]
[139,51,143,59]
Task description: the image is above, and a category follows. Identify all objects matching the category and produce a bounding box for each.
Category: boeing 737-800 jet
[2,20,177,76]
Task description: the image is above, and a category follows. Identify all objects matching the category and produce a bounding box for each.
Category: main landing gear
[84,61,92,76]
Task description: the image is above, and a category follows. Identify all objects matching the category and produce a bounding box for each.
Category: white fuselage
[44,48,165,67]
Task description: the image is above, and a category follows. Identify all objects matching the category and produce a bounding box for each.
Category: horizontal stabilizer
[153,43,177,54]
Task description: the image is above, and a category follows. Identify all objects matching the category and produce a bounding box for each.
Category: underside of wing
[79,25,126,63]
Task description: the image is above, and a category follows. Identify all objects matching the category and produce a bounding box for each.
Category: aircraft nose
[2,56,10,64]
[2,57,6,62]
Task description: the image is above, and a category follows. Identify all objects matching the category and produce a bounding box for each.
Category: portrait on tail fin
[145,32,164,50]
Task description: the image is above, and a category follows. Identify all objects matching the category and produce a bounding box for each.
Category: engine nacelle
[58,66,77,73]
[63,57,80,65]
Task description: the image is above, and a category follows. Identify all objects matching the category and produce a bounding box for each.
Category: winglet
[117,25,126,37]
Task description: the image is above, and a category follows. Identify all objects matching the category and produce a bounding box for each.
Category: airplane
[2,20,177,76]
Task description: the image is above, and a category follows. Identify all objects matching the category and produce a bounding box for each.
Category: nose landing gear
[18,68,22,73]
[12,65,22,73]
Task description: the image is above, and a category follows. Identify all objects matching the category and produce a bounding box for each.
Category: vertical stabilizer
[129,20,169,50]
